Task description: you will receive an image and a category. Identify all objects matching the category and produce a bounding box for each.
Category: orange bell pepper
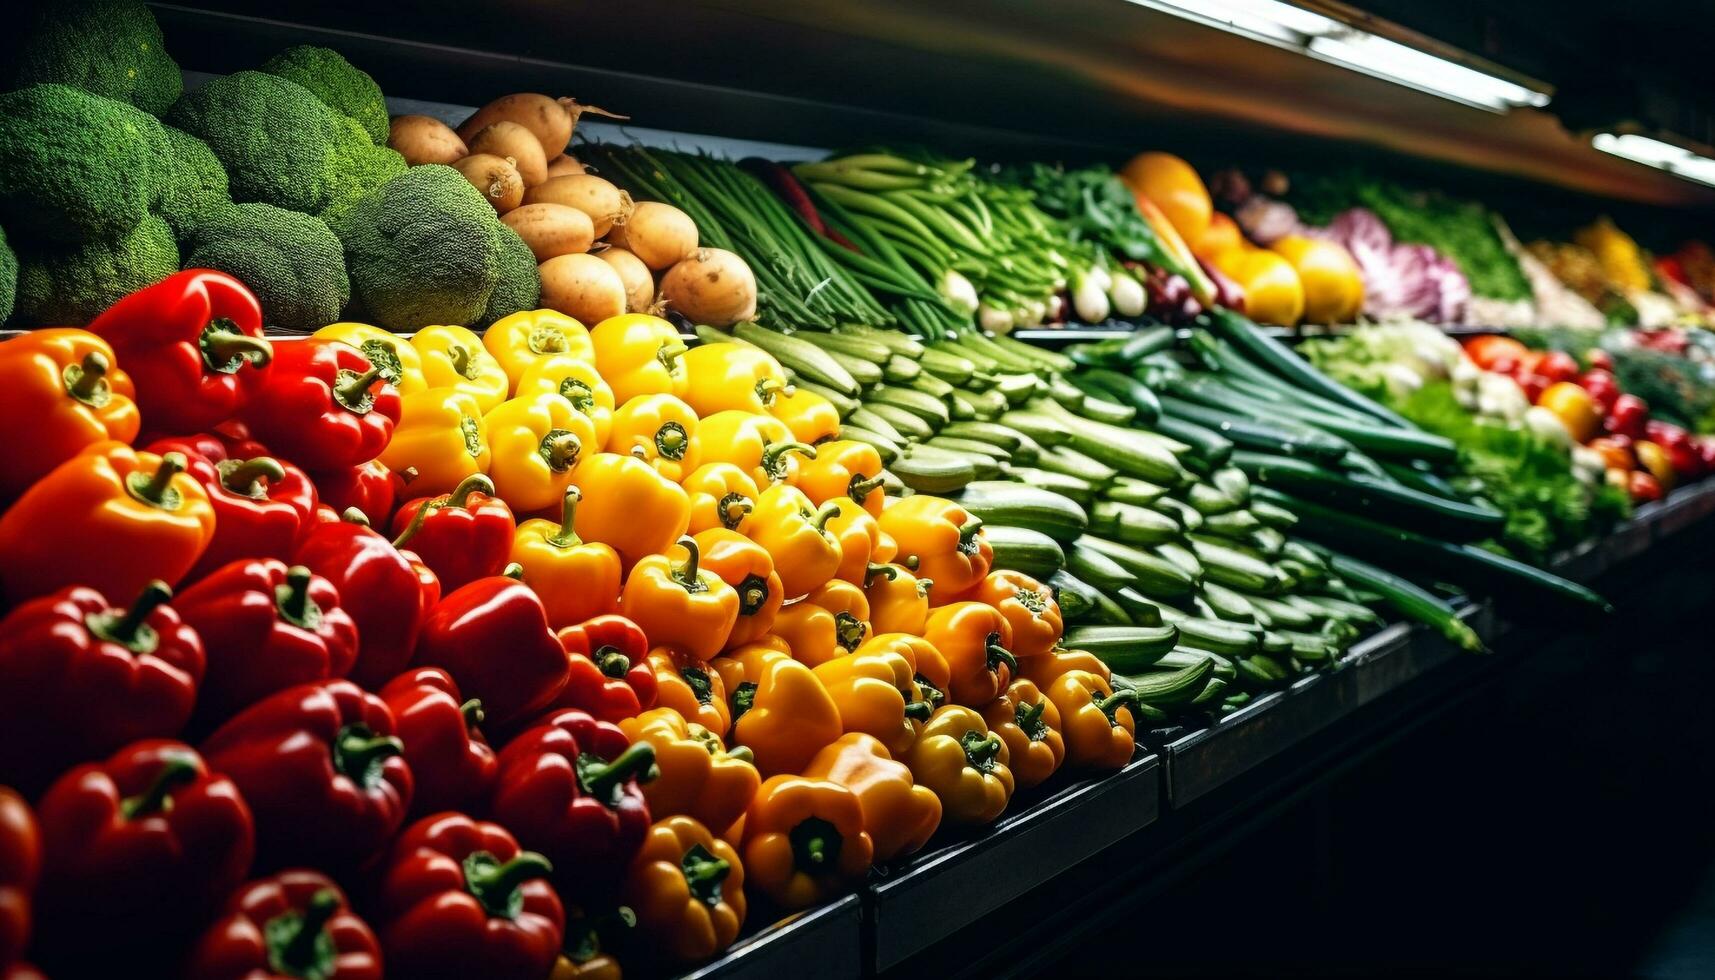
[824,501,884,585]
[795,441,886,518]
[483,308,596,391]
[620,536,740,661]
[510,488,623,629]
[683,462,761,536]
[924,602,1017,707]
[864,563,930,635]
[767,386,840,445]
[745,484,843,599]
[567,452,691,570]
[1021,646,1110,687]
[804,733,940,863]
[696,410,816,488]
[1046,670,1137,771]
[608,394,701,483]
[620,708,759,839]
[623,815,746,964]
[812,645,932,757]
[905,705,1013,826]
[981,679,1065,790]
[680,343,790,417]
[858,633,951,717]
[0,445,215,602]
[648,647,730,734]
[712,643,842,777]
[0,329,140,499]
[740,774,874,910]
[1538,381,1602,444]
[692,528,783,651]
[969,570,1062,660]
[516,356,616,452]
[590,313,688,405]
[878,495,992,606]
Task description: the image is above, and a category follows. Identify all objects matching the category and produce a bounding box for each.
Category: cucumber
[993,373,1044,406]
[1030,401,1192,487]
[1154,541,1204,581]
[1201,509,1262,540]
[1003,468,1097,508]
[890,447,975,493]
[870,385,952,428]
[812,330,893,364]
[1188,676,1230,707]
[1259,631,1292,655]
[1075,392,1138,426]
[833,323,926,358]
[1247,654,1292,682]
[921,348,978,385]
[951,387,1009,422]
[1189,537,1285,594]
[1199,581,1260,623]
[1066,539,1135,592]
[1248,526,1287,557]
[1090,501,1183,546]
[1204,308,1416,428]
[1231,451,1502,542]
[1148,413,1234,472]
[957,482,1090,542]
[1272,629,1340,662]
[884,354,923,384]
[1324,550,1485,653]
[985,525,1066,579]
[1074,368,1161,424]
[1156,393,1352,466]
[1079,536,1198,599]
[1234,656,1279,689]
[1105,477,1170,507]
[1244,594,1314,629]
[909,372,954,399]
[865,402,935,441]
[959,332,1040,372]
[917,444,999,480]
[791,379,861,417]
[1150,496,1203,532]
[1249,499,1299,529]
[735,322,860,396]
[826,348,884,387]
[1112,587,1163,625]
[847,406,908,443]
[1154,648,1237,682]
[1062,624,1180,672]
[1047,569,1100,621]
[1212,467,1251,503]
[1165,616,1262,656]
[1292,593,1383,626]
[932,339,1001,373]
[1187,481,1240,516]
[999,410,1071,448]
[926,436,1009,462]
[1037,445,1120,486]
[939,421,1026,453]
[989,333,1077,372]
[1119,656,1213,705]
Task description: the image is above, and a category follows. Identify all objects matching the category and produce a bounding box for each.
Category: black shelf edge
[678,894,863,980]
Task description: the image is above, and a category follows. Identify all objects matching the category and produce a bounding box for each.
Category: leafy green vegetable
[1004,163,1197,283]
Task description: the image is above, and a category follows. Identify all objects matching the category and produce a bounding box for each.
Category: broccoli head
[157,125,231,241]
[183,203,350,332]
[167,71,368,215]
[0,84,168,246]
[9,0,181,116]
[478,221,543,328]
[322,124,408,224]
[0,226,17,324]
[260,45,390,145]
[330,165,505,330]
[12,214,179,325]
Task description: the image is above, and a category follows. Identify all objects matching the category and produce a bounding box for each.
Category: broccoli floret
[12,214,178,325]
[0,84,167,245]
[9,0,181,116]
[157,125,231,241]
[0,226,17,324]
[477,222,543,328]
[322,123,408,224]
[330,165,504,330]
[259,45,389,145]
[183,203,350,332]
[167,71,366,215]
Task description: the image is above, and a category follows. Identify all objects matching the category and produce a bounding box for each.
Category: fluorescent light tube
[1593,133,1715,187]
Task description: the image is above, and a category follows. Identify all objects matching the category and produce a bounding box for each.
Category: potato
[598,246,655,313]
[607,201,698,271]
[453,153,524,213]
[458,94,572,157]
[545,154,586,178]
[539,253,628,325]
[502,203,595,262]
[524,174,631,238]
[389,115,468,166]
[466,121,547,188]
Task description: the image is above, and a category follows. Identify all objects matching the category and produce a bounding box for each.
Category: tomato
[1534,351,1580,385]
[1628,470,1663,503]
[1578,369,1621,411]
[1584,348,1615,372]
[1605,394,1649,439]
[1464,335,1528,371]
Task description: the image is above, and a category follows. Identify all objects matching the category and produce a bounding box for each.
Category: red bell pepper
[1585,348,1615,372]
[491,708,655,901]
[1578,369,1621,412]
[33,740,253,960]
[0,581,203,793]
[1697,436,1715,474]
[186,870,382,980]
[242,339,401,471]
[296,512,440,690]
[201,680,412,870]
[1606,394,1650,439]
[146,437,319,582]
[542,615,659,723]
[313,459,405,529]
[1533,350,1580,385]
[413,568,568,728]
[86,270,273,434]
[376,812,564,980]
[391,473,515,593]
[0,788,38,969]
[380,668,498,818]
[176,559,359,729]
[1628,470,1664,503]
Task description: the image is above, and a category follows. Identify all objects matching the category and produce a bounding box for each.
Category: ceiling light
[1593,133,1715,188]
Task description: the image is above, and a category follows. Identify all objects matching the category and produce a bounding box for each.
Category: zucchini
[1090,500,1183,545]
[1156,393,1351,465]
[1211,467,1251,504]
[939,421,1026,454]
[1038,445,1120,485]
[1105,477,1170,507]
[1082,586,1134,626]
[1248,499,1299,529]
[1245,594,1315,629]
[1324,550,1485,652]
[810,330,893,363]
[985,525,1066,579]
[1248,526,1287,557]
[1046,375,1089,412]
[1187,481,1240,516]
[1203,308,1415,428]
[1201,509,1262,540]
[932,339,1001,373]
[1147,413,1234,473]
[1199,581,1260,623]
[1150,495,1203,532]
[1153,541,1204,581]
[1235,656,1280,689]
[839,425,903,465]
[1003,468,1097,508]
[959,332,1041,372]
[1119,656,1214,705]
[1066,539,1135,592]
[869,385,951,428]
[734,322,860,396]
[792,379,861,417]
[1189,537,1284,594]
[999,410,1071,448]
[1154,648,1237,682]
[1079,536,1198,598]
[1188,675,1230,707]
[989,333,1077,373]
[847,406,908,443]
[884,354,922,384]
[917,444,999,480]
[1062,624,1180,672]
[921,348,978,385]
[957,482,1090,542]
[890,447,975,493]
[825,348,885,387]
[993,373,1045,406]
[1074,368,1162,424]
[1112,588,1163,625]
[908,371,954,400]
[1165,616,1262,656]
[1231,450,1503,541]
[925,436,1009,462]
[951,387,1010,422]
[833,323,926,358]
[1065,337,1133,368]
[1047,569,1100,621]
[865,402,935,441]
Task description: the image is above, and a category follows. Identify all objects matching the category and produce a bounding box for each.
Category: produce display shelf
[677,894,863,980]
[863,751,1161,972]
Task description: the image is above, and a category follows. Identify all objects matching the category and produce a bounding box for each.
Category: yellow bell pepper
[483,392,598,514]
[771,577,870,669]
[981,678,1064,790]
[878,495,993,606]
[803,733,940,864]
[681,343,790,417]
[567,452,691,570]
[692,528,783,651]
[924,601,1018,707]
[712,643,842,777]
[905,705,1013,826]
[746,484,843,599]
[683,462,761,537]
[795,441,886,518]
[378,387,491,497]
[1212,247,1305,327]
[483,308,595,392]
[864,563,930,636]
[620,535,741,662]
[591,313,688,405]
[768,386,840,445]
[621,708,760,839]
[812,644,931,757]
[516,356,615,451]
[696,410,816,488]
[823,499,883,585]
[740,773,874,910]
[511,487,622,628]
[1045,670,1137,771]
[1020,646,1110,687]
[649,646,730,735]
[623,815,747,965]
[857,632,949,719]
[969,570,1062,660]
[410,324,510,412]
[312,322,427,394]
[609,393,701,483]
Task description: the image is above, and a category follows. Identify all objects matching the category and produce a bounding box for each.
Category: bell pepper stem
[547,487,585,548]
[64,351,111,404]
[594,646,632,678]
[127,452,187,509]
[464,849,555,920]
[529,323,570,354]
[903,699,934,721]
[119,753,200,820]
[671,535,708,593]
[333,364,385,414]
[397,474,495,548]
[916,578,933,599]
[811,502,842,532]
[503,562,525,580]
[681,843,731,907]
[737,573,770,616]
[333,725,404,787]
[956,517,984,553]
[274,566,323,629]
[848,473,886,503]
[755,377,788,407]
[461,698,486,731]
[657,342,688,372]
[200,321,273,374]
[576,742,658,807]
[985,634,1018,674]
[719,493,754,530]
[960,730,1004,772]
[904,554,921,571]
[1095,688,1139,724]
[864,563,898,583]
[341,507,371,526]
[834,612,867,652]
[448,343,476,379]
[760,441,817,482]
[1019,699,1047,732]
[269,889,340,978]
[87,580,173,652]
[221,457,286,497]
[540,429,583,472]
[788,816,843,871]
[725,744,755,764]
[654,421,689,461]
